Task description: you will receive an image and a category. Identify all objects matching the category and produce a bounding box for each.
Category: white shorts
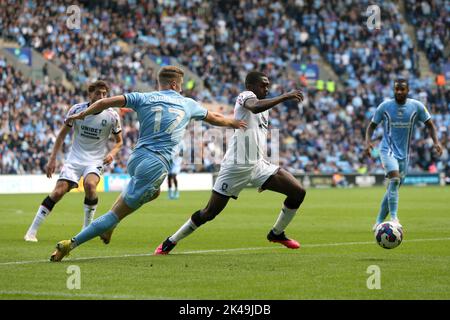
[58,162,104,187]
[213,159,279,199]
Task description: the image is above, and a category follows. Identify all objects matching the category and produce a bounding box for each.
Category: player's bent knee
[285,187,306,209]
[301,187,306,200]
[51,189,67,202]
[84,182,97,194]
[291,185,306,200]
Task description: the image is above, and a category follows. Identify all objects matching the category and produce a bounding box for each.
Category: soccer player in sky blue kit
[50,66,246,261]
[364,79,443,231]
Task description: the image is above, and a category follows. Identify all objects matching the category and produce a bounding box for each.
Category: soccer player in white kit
[24,81,123,242]
[155,71,306,254]
[168,150,183,200]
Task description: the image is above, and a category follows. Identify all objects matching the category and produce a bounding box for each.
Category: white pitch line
[1,237,450,266]
[0,290,176,300]
[301,237,450,248]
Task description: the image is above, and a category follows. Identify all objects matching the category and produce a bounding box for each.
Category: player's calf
[387,177,401,220]
[268,186,305,249]
[100,228,114,244]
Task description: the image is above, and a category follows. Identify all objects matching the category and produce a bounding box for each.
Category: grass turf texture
[0,186,449,300]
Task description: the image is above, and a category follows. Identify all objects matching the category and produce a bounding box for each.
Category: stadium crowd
[0,0,159,94]
[404,0,449,75]
[1,0,449,179]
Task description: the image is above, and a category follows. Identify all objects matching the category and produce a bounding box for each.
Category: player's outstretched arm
[364,122,378,158]
[104,133,124,165]
[424,119,443,157]
[204,111,247,129]
[46,125,71,178]
[244,90,303,114]
[67,96,126,121]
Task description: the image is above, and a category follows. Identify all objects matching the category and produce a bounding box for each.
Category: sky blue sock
[73,211,119,246]
[376,192,389,224]
[387,178,400,220]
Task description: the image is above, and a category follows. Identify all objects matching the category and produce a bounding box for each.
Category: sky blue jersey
[371,98,431,160]
[124,90,208,168]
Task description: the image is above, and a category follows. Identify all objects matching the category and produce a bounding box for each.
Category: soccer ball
[374,222,403,249]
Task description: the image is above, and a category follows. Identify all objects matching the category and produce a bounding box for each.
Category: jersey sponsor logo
[80,125,103,139]
[391,122,412,128]
[81,125,102,134]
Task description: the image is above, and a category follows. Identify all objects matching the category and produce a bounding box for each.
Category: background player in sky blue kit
[50,66,246,261]
[364,79,443,230]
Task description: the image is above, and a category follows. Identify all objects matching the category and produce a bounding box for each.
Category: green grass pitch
[0,186,449,300]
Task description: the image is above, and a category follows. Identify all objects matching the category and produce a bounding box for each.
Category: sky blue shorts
[380,151,407,181]
[122,149,167,209]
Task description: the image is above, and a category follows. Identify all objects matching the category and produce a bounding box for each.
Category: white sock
[272,206,298,235]
[169,219,197,243]
[27,205,51,235]
[83,204,97,229]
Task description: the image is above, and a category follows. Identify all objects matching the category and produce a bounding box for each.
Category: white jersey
[64,102,122,165]
[222,91,268,166]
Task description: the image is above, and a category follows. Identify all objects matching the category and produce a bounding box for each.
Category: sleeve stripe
[122,94,128,107]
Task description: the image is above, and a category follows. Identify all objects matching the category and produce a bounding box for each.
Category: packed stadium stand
[1,0,449,179]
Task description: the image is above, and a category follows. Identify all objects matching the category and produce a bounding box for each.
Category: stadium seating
[1,0,448,176]
[404,0,449,74]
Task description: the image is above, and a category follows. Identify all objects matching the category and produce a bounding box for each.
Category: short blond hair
[158,66,184,86]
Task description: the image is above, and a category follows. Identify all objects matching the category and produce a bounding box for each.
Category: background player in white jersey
[168,146,183,200]
[154,71,306,255]
[364,79,443,230]
[24,81,123,242]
